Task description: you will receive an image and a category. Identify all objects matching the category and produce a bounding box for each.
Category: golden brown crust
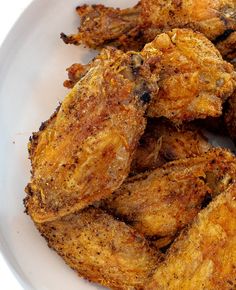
[131,118,211,174]
[37,207,161,290]
[146,183,236,290]
[63,63,90,89]
[141,29,236,123]
[64,29,236,124]
[24,48,158,223]
[102,148,236,244]
[141,0,236,41]
[62,0,236,51]
[225,90,236,141]
[61,3,142,50]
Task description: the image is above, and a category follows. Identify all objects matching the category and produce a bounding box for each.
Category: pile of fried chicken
[24,1,236,289]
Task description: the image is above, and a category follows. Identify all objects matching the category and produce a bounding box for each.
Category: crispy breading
[61,0,236,51]
[216,31,236,62]
[146,183,236,290]
[131,118,211,174]
[24,47,158,223]
[141,29,236,123]
[64,29,236,123]
[61,3,142,50]
[102,149,236,246]
[141,0,236,41]
[37,207,161,290]
[63,63,91,89]
[63,53,107,89]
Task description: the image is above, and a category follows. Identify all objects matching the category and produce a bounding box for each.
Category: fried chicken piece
[142,0,236,41]
[62,0,236,51]
[141,29,236,123]
[24,48,158,223]
[37,207,161,290]
[61,3,142,51]
[63,63,91,89]
[216,31,236,62]
[131,118,211,174]
[146,183,236,290]
[102,149,236,247]
[64,29,236,123]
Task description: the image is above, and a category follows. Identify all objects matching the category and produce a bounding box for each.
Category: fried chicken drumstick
[102,149,236,248]
[146,183,236,289]
[24,47,158,223]
[61,0,236,51]
[37,207,161,290]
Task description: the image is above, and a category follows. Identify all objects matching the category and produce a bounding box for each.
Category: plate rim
[0,1,43,289]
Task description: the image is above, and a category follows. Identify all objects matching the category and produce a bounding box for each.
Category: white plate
[0,1,235,290]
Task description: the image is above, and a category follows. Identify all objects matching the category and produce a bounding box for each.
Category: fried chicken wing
[62,0,236,51]
[102,149,236,246]
[141,29,236,122]
[146,183,236,290]
[37,207,161,290]
[142,0,236,41]
[131,118,211,174]
[61,3,142,50]
[64,29,236,123]
[24,47,158,223]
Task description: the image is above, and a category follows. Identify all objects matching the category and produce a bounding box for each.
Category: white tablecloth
[0,1,32,289]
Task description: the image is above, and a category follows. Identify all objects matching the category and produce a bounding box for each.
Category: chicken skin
[141,29,236,122]
[141,0,236,41]
[146,183,236,290]
[131,118,211,174]
[102,149,236,247]
[61,0,236,51]
[24,47,158,223]
[61,3,142,51]
[37,207,161,290]
[64,29,236,123]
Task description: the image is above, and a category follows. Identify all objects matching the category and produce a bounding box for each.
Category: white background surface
[0,2,32,289]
